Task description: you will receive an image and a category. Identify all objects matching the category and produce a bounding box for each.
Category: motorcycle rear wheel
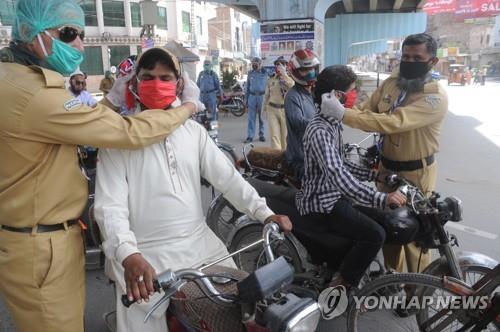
[229,224,303,274]
[206,196,243,245]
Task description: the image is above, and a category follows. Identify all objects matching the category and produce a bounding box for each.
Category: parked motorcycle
[218,82,246,117]
[103,223,322,332]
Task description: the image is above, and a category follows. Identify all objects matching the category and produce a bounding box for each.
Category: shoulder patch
[64,98,83,111]
[382,94,392,104]
[425,95,441,109]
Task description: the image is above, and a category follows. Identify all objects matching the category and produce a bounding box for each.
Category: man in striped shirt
[296,66,406,289]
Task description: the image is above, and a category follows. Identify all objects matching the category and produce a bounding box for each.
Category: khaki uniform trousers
[0,225,85,332]
[267,106,287,150]
[378,161,438,273]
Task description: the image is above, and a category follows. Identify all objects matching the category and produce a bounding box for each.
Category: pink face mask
[137,79,177,109]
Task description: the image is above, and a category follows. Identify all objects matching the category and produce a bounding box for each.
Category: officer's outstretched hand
[180,72,205,114]
[320,90,345,121]
[106,71,134,108]
[265,215,293,233]
[123,253,157,304]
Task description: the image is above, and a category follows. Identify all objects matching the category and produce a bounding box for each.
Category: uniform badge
[382,94,392,103]
[64,98,83,111]
[425,96,441,109]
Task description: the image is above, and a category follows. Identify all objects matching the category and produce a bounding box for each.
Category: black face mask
[399,60,432,80]
[252,64,259,70]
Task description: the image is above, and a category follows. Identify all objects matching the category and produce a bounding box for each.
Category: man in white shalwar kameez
[94,47,292,332]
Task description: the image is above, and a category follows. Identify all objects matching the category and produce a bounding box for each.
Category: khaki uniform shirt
[263,74,294,111]
[0,62,190,227]
[343,71,448,162]
[99,77,114,95]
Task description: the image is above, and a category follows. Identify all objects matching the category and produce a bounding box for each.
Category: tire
[217,142,238,167]
[230,98,245,117]
[87,203,102,248]
[346,273,462,332]
[229,224,303,274]
[417,264,493,330]
[206,196,243,244]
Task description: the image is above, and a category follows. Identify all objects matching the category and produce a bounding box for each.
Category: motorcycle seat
[246,147,294,176]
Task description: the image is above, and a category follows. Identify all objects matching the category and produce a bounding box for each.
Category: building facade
[207,6,255,77]
[0,0,219,91]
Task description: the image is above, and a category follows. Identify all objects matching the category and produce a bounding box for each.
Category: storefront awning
[163,41,200,63]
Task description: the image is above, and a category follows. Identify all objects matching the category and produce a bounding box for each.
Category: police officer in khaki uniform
[0,1,203,331]
[263,56,294,150]
[320,33,448,273]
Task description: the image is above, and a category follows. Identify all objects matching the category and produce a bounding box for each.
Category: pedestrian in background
[245,57,268,143]
[0,1,202,331]
[197,59,222,120]
[69,70,97,107]
[263,56,294,150]
[99,70,115,96]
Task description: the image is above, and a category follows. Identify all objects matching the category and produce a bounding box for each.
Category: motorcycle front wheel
[230,98,245,117]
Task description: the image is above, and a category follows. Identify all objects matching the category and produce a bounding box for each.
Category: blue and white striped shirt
[296,113,387,215]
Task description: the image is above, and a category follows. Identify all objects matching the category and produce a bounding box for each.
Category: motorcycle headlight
[209,121,219,131]
[443,196,463,222]
[286,302,321,332]
[262,294,321,332]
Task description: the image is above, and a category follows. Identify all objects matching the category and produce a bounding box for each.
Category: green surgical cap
[12,0,85,42]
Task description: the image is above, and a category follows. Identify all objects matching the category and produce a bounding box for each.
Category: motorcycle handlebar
[385,175,427,211]
[121,222,283,308]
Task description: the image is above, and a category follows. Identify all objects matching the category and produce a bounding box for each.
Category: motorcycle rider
[319,33,448,274]
[197,59,222,120]
[0,1,204,331]
[284,49,320,181]
[94,47,292,332]
[263,56,294,150]
[245,57,268,143]
[297,65,407,289]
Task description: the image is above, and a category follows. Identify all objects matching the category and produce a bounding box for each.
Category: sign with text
[424,0,500,18]
[260,19,316,69]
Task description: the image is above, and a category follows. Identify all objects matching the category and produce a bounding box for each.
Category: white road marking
[446,223,498,240]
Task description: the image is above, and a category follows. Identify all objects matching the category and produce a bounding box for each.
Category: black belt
[1,220,78,233]
[381,155,434,172]
[250,92,265,96]
[201,89,218,94]
[269,102,284,109]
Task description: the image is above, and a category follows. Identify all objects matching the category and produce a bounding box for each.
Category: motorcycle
[207,149,498,299]
[103,223,322,332]
[218,82,246,117]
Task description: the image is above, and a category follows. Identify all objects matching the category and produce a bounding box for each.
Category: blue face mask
[38,31,84,75]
